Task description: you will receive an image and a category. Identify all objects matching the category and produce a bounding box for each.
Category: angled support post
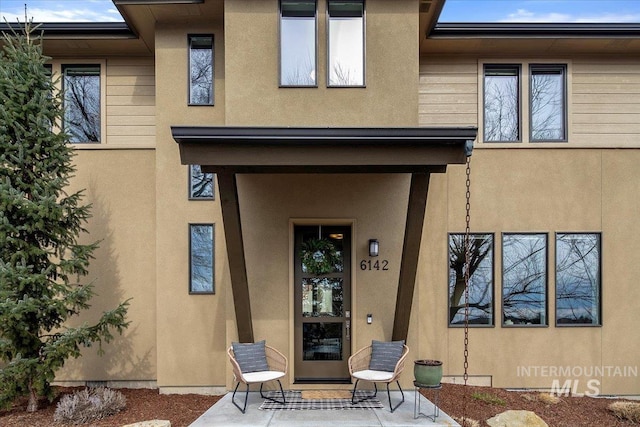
[217,172,254,343]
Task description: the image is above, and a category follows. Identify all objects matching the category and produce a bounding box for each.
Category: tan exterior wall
[154,19,228,390]
[105,57,156,147]
[416,148,640,395]
[224,0,418,126]
[56,149,157,384]
[573,58,640,145]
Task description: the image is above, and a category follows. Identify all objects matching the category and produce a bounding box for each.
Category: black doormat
[259,390,384,410]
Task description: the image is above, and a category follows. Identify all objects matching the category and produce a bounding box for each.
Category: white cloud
[1,1,123,23]
[502,8,640,23]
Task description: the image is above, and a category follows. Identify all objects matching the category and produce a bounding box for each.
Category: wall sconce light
[368,239,379,257]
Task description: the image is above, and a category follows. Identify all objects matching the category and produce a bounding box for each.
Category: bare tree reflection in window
[189,36,214,105]
[502,234,547,325]
[63,65,100,143]
[448,233,493,325]
[556,233,600,325]
[190,224,214,293]
[484,66,519,142]
[328,0,364,86]
[280,0,316,86]
[189,165,214,199]
[531,65,565,141]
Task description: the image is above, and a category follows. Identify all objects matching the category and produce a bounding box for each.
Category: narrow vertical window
[530,65,566,141]
[556,233,601,326]
[483,65,520,142]
[63,65,101,143]
[448,233,494,326]
[327,0,364,87]
[189,165,215,199]
[189,35,214,105]
[190,224,215,294]
[280,0,317,86]
[502,234,547,326]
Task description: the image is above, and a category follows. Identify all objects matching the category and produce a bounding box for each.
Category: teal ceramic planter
[414,359,443,386]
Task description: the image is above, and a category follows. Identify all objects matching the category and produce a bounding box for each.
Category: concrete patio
[189,391,460,426]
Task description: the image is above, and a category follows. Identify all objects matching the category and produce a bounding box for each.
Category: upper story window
[280,0,317,87]
[483,65,520,142]
[483,63,567,143]
[63,64,101,143]
[530,65,567,141]
[189,35,214,105]
[327,0,364,87]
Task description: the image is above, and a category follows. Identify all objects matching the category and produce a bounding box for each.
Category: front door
[294,225,352,383]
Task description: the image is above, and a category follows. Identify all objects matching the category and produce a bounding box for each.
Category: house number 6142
[360,260,389,271]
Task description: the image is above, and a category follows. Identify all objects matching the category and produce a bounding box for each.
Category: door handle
[345,320,351,341]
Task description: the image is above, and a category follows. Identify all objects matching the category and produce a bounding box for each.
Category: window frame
[482,64,521,143]
[447,233,495,328]
[529,64,567,142]
[279,0,318,88]
[326,0,366,88]
[62,63,104,144]
[188,164,215,200]
[555,232,602,327]
[501,233,548,327]
[188,34,215,106]
[189,223,215,295]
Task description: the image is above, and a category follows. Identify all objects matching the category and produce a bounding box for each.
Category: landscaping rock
[487,410,548,427]
[122,420,171,427]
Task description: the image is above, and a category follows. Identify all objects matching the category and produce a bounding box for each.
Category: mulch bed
[1,383,638,426]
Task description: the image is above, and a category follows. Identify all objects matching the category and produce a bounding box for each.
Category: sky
[1,0,640,23]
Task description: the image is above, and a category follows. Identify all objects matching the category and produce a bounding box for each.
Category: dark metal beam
[217,173,254,343]
[392,173,431,342]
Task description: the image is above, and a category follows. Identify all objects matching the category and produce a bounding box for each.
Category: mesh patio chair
[227,342,288,413]
[348,341,409,412]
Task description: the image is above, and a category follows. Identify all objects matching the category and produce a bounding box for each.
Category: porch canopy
[172,126,476,343]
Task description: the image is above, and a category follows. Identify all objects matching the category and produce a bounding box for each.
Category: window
[280,0,317,86]
[556,233,601,326]
[189,165,215,199]
[190,224,215,294]
[483,63,568,143]
[327,0,364,87]
[530,65,566,141]
[483,65,520,142]
[189,35,214,105]
[502,234,547,326]
[63,65,101,143]
[448,233,494,326]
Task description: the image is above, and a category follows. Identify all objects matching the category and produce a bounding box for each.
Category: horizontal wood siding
[572,59,640,145]
[106,58,156,146]
[419,58,478,127]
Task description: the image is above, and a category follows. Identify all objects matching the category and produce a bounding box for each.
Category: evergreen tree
[0,24,130,412]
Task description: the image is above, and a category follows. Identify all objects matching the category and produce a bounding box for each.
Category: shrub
[471,391,506,406]
[53,387,126,424]
[522,392,561,404]
[608,401,640,423]
[453,416,481,427]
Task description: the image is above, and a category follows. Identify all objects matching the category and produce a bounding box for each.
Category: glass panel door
[294,225,351,382]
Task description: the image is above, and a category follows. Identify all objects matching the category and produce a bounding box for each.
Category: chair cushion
[353,369,394,382]
[243,370,286,383]
[369,340,404,372]
[232,340,269,373]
